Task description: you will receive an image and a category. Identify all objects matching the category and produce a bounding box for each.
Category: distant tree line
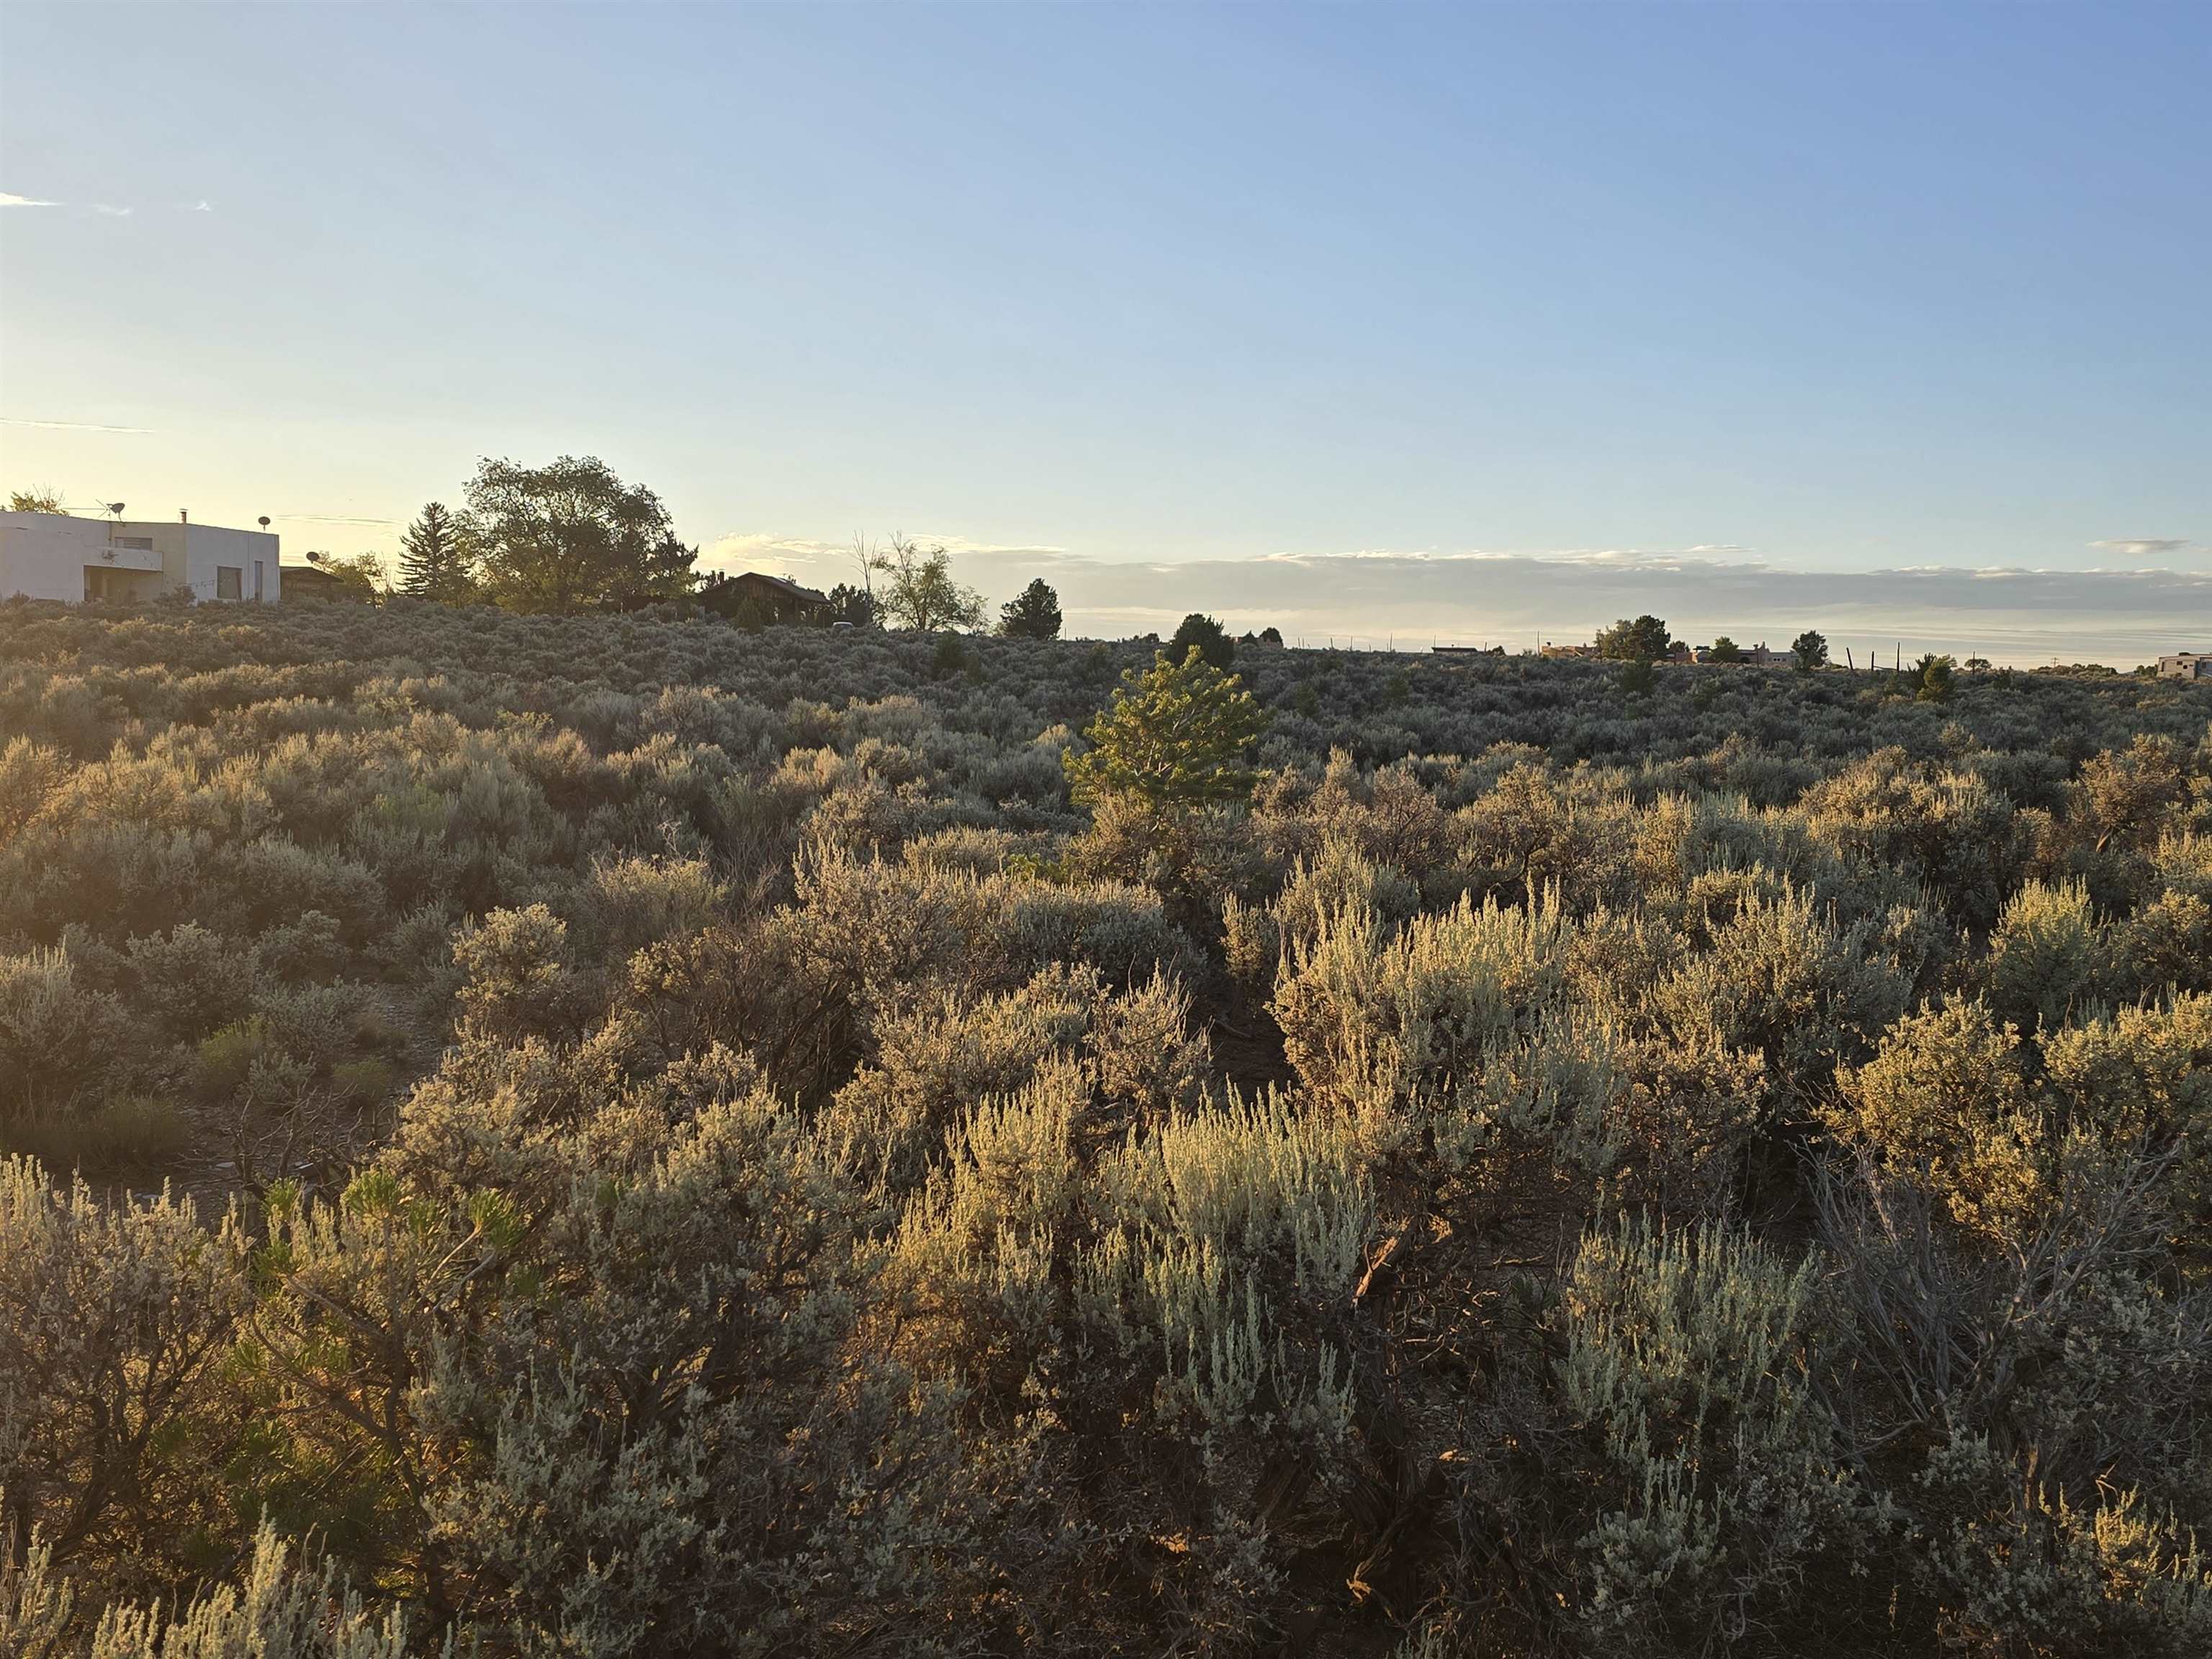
[1589,617,1975,699]
[374,459,1349,658]
[381,461,1092,641]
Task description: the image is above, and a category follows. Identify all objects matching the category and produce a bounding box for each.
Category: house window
[115,536,153,551]
[216,566,242,600]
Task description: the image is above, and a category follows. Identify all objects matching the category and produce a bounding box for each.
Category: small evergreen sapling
[1064,647,1269,819]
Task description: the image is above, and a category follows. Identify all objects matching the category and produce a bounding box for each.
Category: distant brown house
[279,562,373,603]
[700,570,831,625]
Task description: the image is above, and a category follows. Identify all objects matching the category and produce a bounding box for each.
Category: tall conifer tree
[396,501,473,602]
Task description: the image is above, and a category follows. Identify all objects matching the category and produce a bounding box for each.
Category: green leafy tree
[1168,612,1233,670]
[870,536,985,631]
[1596,615,1676,663]
[395,501,475,602]
[1065,647,1269,817]
[999,578,1063,639]
[464,455,697,615]
[1791,629,1829,672]
[1709,636,1743,664]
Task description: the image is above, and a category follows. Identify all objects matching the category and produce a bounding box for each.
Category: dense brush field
[4,596,2211,1658]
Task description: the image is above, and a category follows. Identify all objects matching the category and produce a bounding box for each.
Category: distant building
[1,509,279,605]
[2159,651,2210,680]
[1694,641,1789,665]
[698,570,831,625]
[1540,642,1599,660]
[279,561,373,603]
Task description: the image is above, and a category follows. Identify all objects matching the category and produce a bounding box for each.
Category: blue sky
[4,2,2207,660]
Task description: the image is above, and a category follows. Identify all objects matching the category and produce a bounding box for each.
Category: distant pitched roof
[277,563,370,601]
[729,570,830,606]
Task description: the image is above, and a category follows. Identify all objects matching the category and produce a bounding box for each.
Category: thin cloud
[924,544,2212,665]
[701,530,1076,579]
[703,532,850,575]
[1256,544,1767,571]
[1,417,153,433]
[696,531,2211,662]
[906,532,1073,559]
[0,193,202,216]
[271,513,398,528]
[2092,537,2199,559]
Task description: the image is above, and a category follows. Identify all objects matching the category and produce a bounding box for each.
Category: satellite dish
[257,516,271,529]
[106,502,126,518]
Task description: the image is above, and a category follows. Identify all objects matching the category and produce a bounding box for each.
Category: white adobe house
[2159,652,2209,680]
[0,509,279,605]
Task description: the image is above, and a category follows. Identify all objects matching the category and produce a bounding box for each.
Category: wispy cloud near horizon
[1,416,153,434]
[3,192,214,217]
[1249,544,1768,571]
[702,534,2212,666]
[2092,537,2202,560]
